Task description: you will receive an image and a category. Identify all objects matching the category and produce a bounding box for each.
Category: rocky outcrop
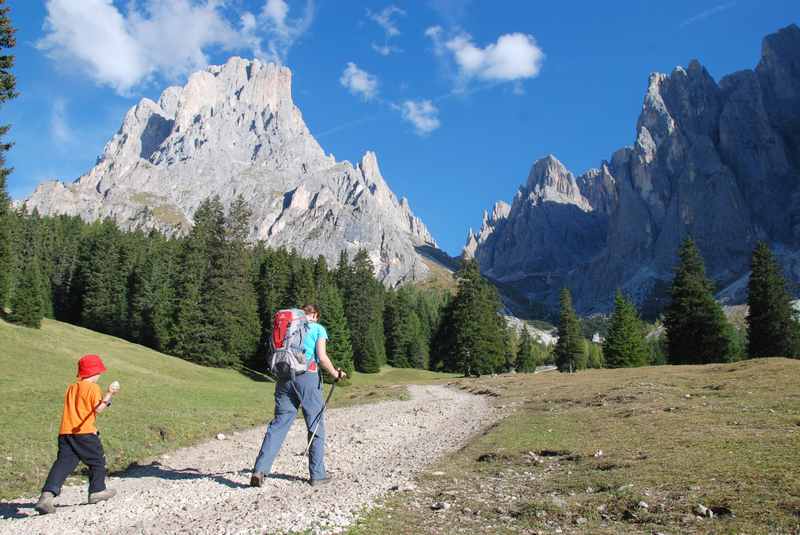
[25,57,436,285]
[468,24,800,313]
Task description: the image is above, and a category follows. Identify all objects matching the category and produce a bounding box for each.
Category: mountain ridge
[467,23,800,314]
[23,57,437,285]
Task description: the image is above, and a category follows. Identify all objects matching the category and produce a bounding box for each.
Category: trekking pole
[301,370,341,457]
[232,363,277,383]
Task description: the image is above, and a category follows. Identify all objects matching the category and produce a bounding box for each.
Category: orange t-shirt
[59,380,102,435]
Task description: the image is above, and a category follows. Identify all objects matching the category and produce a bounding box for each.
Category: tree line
[0,200,452,378]
[553,238,800,372]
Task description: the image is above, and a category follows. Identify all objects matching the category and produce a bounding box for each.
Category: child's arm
[95,382,119,414]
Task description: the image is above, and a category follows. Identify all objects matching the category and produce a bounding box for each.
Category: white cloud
[397,100,440,135]
[427,26,544,89]
[37,0,315,95]
[367,5,405,37]
[680,1,736,28]
[50,98,72,144]
[367,5,405,56]
[340,62,379,101]
[372,43,402,56]
[258,0,315,60]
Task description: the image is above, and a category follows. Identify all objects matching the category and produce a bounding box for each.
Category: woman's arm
[316,338,347,380]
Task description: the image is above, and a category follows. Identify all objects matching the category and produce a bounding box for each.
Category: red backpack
[268,309,311,380]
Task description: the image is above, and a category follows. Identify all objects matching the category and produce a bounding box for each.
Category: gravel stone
[0,385,498,534]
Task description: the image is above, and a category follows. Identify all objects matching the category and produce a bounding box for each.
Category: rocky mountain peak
[23,57,436,285]
[467,24,800,314]
[524,155,591,210]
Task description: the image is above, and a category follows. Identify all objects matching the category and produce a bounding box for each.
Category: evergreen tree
[344,250,384,373]
[746,242,800,358]
[127,233,177,350]
[8,254,44,328]
[665,238,734,364]
[256,247,292,357]
[75,220,127,335]
[505,325,520,372]
[219,196,260,365]
[433,259,505,376]
[289,260,316,306]
[172,198,229,365]
[334,249,351,290]
[516,327,537,372]
[585,340,605,369]
[8,209,43,328]
[0,0,16,310]
[603,290,648,368]
[554,288,584,372]
[319,283,354,382]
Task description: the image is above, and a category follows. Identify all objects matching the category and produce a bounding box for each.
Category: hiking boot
[88,488,116,504]
[309,476,333,487]
[34,492,56,515]
[250,472,264,488]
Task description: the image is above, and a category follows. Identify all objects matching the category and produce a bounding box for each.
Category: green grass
[0,318,454,500]
[350,359,800,534]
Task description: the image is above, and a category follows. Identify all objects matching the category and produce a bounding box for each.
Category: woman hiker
[251,303,347,487]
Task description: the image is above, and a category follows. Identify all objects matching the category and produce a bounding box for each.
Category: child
[35,354,120,515]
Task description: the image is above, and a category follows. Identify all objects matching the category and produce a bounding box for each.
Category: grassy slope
[0,318,454,500]
[350,359,800,534]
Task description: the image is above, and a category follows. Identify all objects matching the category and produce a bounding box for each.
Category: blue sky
[4,1,799,255]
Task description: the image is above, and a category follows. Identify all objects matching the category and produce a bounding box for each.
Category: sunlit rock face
[468,25,800,313]
[25,57,437,285]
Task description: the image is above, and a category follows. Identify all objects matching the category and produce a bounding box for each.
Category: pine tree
[219,196,260,365]
[334,249,351,290]
[76,220,126,335]
[8,207,44,327]
[0,0,16,310]
[8,254,44,328]
[603,290,648,368]
[319,283,354,382]
[516,327,537,372]
[585,340,605,369]
[554,288,584,372]
[665,238,734,364]
[341,250,387,373]
[256,247,292,358]
[432,259,505,376]
[504,324,520,372]
[289,255,316,306]
[746,242,800,358]
[172,198,228,365]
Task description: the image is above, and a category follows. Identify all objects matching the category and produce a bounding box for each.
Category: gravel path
[0,384,498,534]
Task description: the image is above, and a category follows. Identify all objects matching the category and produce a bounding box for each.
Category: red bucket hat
[77,354,107,379]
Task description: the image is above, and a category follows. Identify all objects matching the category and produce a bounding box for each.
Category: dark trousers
[42,434,107,496]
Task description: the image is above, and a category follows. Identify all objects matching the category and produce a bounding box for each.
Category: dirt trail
[0,384,498,534]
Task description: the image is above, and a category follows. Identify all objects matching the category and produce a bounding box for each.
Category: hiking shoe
[250,472,264,488]
[309,476,333,487]
[88,488,116,504]
[34,492,56,515]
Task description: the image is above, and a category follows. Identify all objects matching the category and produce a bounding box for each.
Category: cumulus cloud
[367,5,405,56]
[340,62,379,101]
[427,26,544,89]
[397,99,440,135]
[37,0,315,94]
